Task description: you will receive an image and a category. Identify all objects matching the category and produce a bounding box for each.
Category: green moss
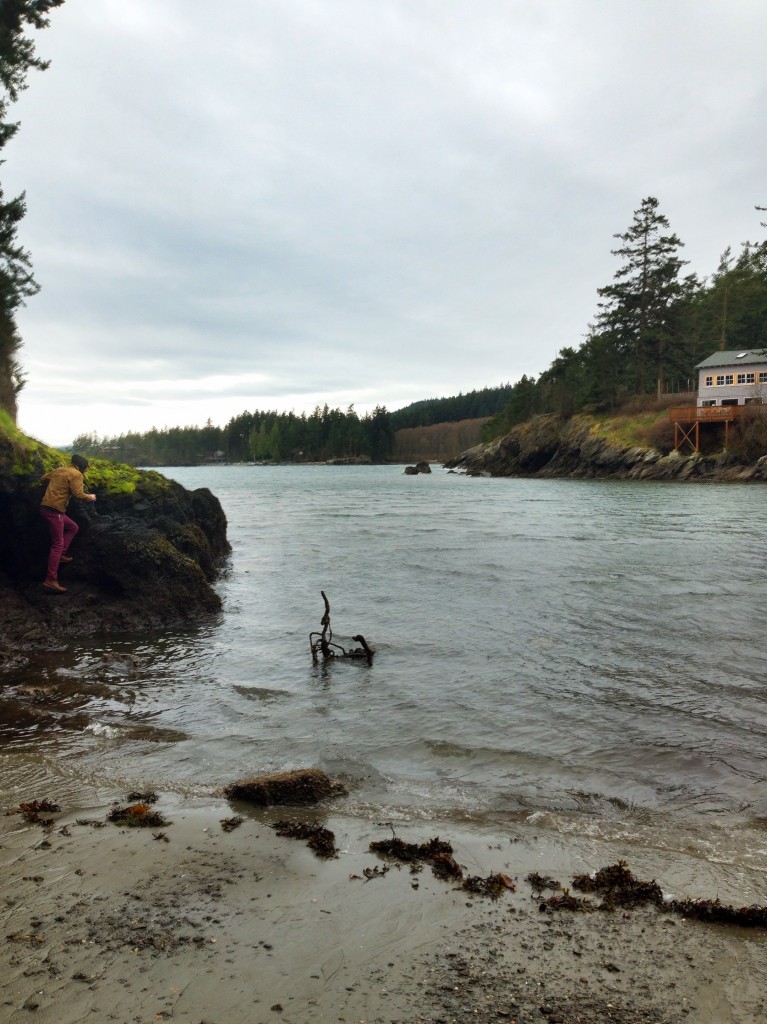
[0,417,175,495]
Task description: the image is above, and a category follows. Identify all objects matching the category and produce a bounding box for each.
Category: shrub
[640,417,676,453]
[728,408,767,462]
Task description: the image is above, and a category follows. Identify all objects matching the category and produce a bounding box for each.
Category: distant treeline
[483,197,767,441]
[73,406,393,466]
[71,386,513,466]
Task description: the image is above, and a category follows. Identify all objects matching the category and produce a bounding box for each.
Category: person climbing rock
[39,454,97,593]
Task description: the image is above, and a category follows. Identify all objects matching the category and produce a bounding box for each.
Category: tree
[0,0,63,420]
[592,197,688,395]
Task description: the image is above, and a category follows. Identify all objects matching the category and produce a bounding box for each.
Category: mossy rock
[0,419,230,645]
[224,769,347,807]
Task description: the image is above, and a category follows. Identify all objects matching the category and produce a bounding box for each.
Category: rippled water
[3,466,767,872]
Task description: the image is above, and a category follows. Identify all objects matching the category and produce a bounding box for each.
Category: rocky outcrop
[0,427,230,653]
[445,414,767,482]
[404,461,432,475]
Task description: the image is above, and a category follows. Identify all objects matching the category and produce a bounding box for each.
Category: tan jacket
[40,466,93,513]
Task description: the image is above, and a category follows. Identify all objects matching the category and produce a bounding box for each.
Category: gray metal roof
[695,349,767,370]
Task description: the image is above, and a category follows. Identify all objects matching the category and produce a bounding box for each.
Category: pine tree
[0,0,63,419]
[593,197,688,396]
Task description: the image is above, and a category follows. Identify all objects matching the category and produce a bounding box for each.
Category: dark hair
[71,454,89,473]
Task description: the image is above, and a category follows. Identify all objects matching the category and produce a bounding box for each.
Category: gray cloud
[5,0,766,445]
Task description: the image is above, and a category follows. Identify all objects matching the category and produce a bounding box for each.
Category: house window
[760,372,767,384]
[716,375,725,386]
[705,376,713,387]
[724,375,734,385]
[701,400,716,407]
[737,373,756,384]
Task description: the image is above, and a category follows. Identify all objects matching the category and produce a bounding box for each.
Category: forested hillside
[388,385,513,430]
[392,418,489,463]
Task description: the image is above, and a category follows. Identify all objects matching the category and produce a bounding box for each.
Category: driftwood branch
[309,591,374,665]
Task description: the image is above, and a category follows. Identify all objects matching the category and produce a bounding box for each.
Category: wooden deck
[667,405,747,424]
[667,404,756,451]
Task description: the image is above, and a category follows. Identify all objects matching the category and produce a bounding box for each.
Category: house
[695,349,767,408]
[669,349,767,451]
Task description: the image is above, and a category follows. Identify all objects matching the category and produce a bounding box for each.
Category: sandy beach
[2,788,766,1024]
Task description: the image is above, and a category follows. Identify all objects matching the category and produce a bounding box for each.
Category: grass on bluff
[591,396,679,452]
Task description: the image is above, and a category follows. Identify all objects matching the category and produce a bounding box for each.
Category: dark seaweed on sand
[542,860,767,929]
[572,859,663,909]
[107,802,170,828]
[271,821,338,858]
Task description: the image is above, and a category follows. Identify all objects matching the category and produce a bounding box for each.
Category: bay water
[3,465,767,879]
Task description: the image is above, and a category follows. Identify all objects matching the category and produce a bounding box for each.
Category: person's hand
[90,494,97,502]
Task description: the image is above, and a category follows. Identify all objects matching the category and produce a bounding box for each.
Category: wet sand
[1,793,766,1024]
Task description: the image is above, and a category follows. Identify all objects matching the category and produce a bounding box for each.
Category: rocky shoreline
[445,414,767,482]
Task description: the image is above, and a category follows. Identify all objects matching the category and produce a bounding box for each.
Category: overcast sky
[6,0,766,446]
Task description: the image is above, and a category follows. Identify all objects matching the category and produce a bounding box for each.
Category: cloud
[5,0,767,446]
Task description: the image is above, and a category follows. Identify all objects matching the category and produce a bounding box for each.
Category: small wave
[85,721,124,739]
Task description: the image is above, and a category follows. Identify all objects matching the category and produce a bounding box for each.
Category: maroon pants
[40,507,78,581]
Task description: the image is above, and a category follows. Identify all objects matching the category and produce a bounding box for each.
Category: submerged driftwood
[309,591,374,664]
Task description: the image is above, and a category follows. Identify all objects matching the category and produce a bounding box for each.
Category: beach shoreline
[2,789,765,1024]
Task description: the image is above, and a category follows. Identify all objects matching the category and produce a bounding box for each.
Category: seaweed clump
[369,836,456,878]
[461,872,516,900]
[544,889,594,912]
[107,802,170,828]
[541,860,767,930]
[220,815,243,833]
[6,799,61,826]
[431,851,464,881]
[572,859,663,909]
[368,835,514,898]
[370,835,453,863]
[271,821,338,858]
[664,898,767,929]
[526,871,562,893]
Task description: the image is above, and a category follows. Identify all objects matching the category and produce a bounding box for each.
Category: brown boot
[60,555,74,563]
[43,579,67,593]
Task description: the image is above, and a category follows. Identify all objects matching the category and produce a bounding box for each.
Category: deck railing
[668,405,750,423]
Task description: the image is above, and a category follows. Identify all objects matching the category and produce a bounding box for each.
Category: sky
[5,0,766,447]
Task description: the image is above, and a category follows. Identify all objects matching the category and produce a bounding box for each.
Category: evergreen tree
[592,197,688,395]
[0,0,64,419]
[689,242,767,354]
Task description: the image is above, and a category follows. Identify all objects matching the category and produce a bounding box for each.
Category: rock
[0,429,230,649]
[445,413,767,483]
[404,461,432,475]
[224,768,347,806]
